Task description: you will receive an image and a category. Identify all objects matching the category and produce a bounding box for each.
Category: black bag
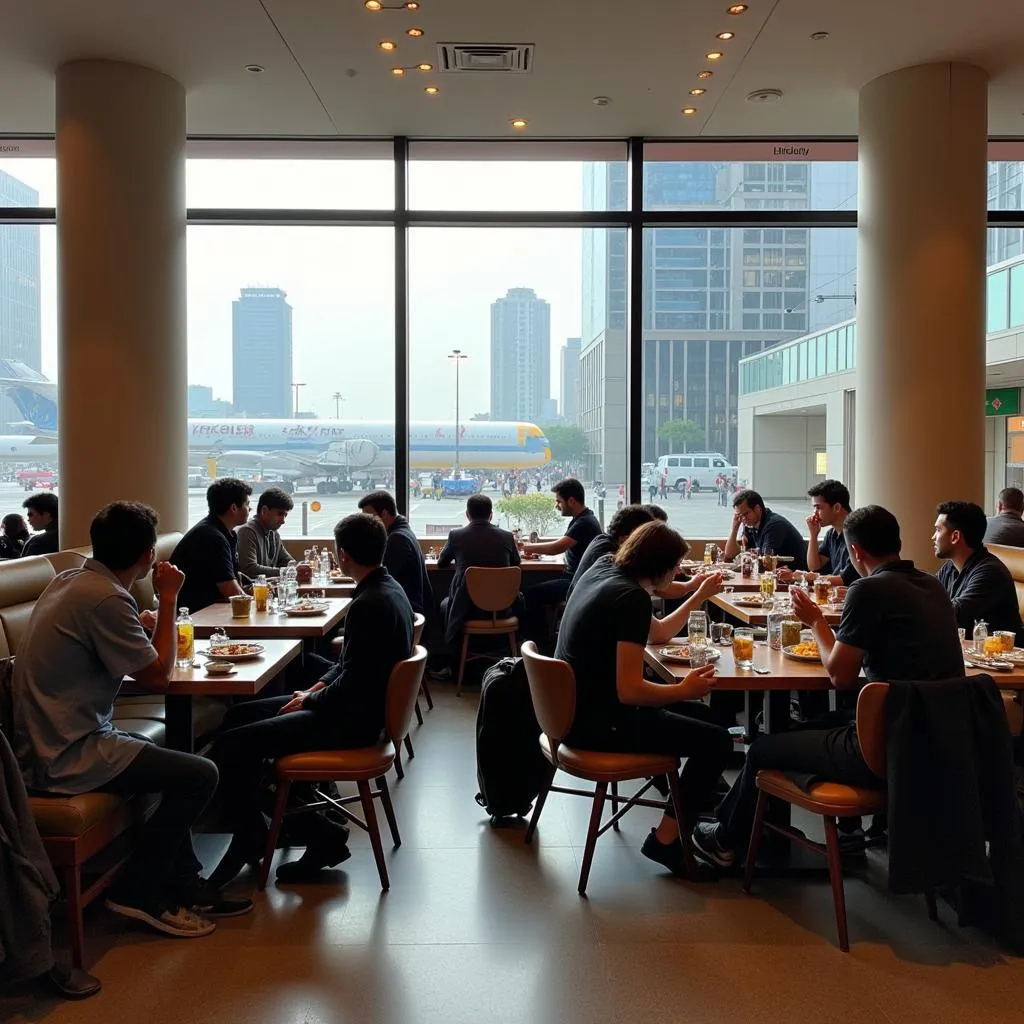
[474,657,548,822]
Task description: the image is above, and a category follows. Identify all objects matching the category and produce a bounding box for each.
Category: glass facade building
[231,286,294,418]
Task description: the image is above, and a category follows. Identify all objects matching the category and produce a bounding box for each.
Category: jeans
[521,576,572,649]
[101,743,218,912]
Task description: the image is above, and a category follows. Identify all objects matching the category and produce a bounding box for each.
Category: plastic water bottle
[319,550,330,582]
[973,619,989,655]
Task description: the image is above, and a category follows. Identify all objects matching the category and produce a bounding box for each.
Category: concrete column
[856,63,988,568]
[56,60,186,547]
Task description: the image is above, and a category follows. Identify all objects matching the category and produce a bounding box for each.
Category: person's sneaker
[275,840,352,883]
[189,881,254,918]
[640,829,689,877]
[691,821,735,868]
[838,826,867,855]
[104,898,216,938]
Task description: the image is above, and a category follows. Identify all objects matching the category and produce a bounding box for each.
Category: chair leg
[743,789,770,894]
[404,733,415,760]
[414,699,424,726]
[455,634,471,696]
[377,774,401,848]
[925,889,939,922]
[577,782,608,895]
[358,779,390,891]
[525,760,558,843]
[823,815,850,952]
[610,781,620,832]
[393,743,405,780]
[665,770,701,878]
[420,680,434,711]
[508,631,519,657]
[64,865,85,970]
[259,780,291,891]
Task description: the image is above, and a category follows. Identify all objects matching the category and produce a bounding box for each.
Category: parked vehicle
[656,452,738,492]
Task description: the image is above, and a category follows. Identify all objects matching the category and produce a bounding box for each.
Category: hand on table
[683,663,717,700]
[790,586,824,627]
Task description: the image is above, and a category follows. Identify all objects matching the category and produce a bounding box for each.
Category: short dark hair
[614,521,689,580]
[552,478,585,504]
[90,502,159,571]
[844,505,901,558]
[607,504,655,544]
[937,500,987,551]
[206,478,252,516]
[732,488,764,513]
[999,487,1024,513]
[641,503,669,523]
[808,479,851,512]
[358,490,398,517]
[23,492,58,519]
[2,514,27,539]
[334,512,387,567]
[466,494,492,521]
[257,487,294,514]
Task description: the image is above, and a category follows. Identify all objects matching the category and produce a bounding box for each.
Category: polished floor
[3,685,1022,1024]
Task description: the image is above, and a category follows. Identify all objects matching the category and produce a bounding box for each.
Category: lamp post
[447,349,468,474]
[332,392,345,419]
[291,382,306,417]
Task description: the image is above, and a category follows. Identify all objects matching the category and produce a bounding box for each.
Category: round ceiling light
[391,67,405,75]
[746,88,784,104]
[728,4,748,13]
[511,118,529,129]
[810,31,830,41]
[378,40,397,51]
[592,96,612,106]
[243,64,265,73]
[417,63,433,71]
[706,51,724,60]
[424,85,439,95]
[697,70,714,80]
[364,0,382,8]
[405,1,420,7]
[717,32,735,40]
[681,107,698,116]
[406,27,424,37]
[689,88,706,96]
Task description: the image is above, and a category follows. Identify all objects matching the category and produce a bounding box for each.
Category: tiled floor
[3,686,1022,1023]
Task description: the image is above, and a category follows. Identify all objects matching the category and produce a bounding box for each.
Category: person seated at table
[0,511,30,559]
[521,478,603,647]
[722,489,807,570]
[12,501,250,937]
[692,504,965,868]
[934,500,1023,644]
[985,487,1024,547]
[20,492,59,558]
[778,479,859,589]
[567,504,655,599]
[171,478,251,612]
[235,486,294,579]
[556,520,733,876]
[437,493,521,646]
[207,512,414,885]
[357,490,432,617]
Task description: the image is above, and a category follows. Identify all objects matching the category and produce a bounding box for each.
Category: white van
[656,452,738,493]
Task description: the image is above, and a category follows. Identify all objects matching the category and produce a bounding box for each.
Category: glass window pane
[988,270,1009,332]
[826,331,838,373]
[1011,265,1024,328]
[0,158,56,207]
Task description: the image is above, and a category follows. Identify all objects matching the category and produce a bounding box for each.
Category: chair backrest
[465,566,522,617]
[412,612,426,647]
[385,645,428,745]
[45,550,88,575]
[521,641,576,745]
[856,681,890,779]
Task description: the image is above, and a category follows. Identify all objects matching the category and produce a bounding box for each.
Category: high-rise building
[232,287,293,418]
[188,384,234,418]
[489,287,551,423]
[560,337,581,424]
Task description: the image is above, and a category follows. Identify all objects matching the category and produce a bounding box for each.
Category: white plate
[204,665,238,677]
[283,603,329,617]
[201,643,266,661]
[782,644,821,663]
[658,645,721,665]
[732,595,767,607]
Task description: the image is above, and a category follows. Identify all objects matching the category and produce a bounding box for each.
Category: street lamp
[291,382,306,417]
[447,349,468,474]
[332,392,345,419]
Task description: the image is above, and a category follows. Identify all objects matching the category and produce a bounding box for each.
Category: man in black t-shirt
[780,479,859,588]
[693,505,964,869]
[357,490,432,616]
[567,504,656,599]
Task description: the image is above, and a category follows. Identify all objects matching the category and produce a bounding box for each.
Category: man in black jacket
[358,490,432,617]
[208,513,413,885]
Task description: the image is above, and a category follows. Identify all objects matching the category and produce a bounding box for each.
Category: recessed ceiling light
[424,85,439,95]
[405,0,420,7]
[592,96,612,106]
[243,64,265,73]
[810,31,830,41]
[746,88,784,104]
[706,51,724,60]
[379,40,397,51]
[391,67,405,75]
[697,70,714,80]
[511,118,528,129]
[689,88,706,96]
[717,31,735,40]
[364,0,382,8]
[728,4,748,13]
[681,107,698,116]
[417,63,433,71]
[406,27,424,37]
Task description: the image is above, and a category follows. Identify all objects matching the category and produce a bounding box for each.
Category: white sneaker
[105,898,216,938]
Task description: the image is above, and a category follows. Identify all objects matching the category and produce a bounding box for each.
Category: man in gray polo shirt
[235,486,294,579]
[13,502,248,939]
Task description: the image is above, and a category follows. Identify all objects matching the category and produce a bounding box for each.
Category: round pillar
[855,63,988,568]
[56,60,187,547]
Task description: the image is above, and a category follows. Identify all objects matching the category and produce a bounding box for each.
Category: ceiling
[1,0,1023,138]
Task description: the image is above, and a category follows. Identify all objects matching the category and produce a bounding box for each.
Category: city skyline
[490,286,552,425]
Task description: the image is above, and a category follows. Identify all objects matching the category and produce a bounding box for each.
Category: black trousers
[521,576,572,648]
[101,743,218,912]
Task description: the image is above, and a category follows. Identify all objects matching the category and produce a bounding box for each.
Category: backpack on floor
[474,657,548,822]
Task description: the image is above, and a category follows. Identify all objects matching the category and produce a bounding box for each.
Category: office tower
[560,337,581,424]
[187,384,234,418]
[232,287,293,418]
[489,287,551,423]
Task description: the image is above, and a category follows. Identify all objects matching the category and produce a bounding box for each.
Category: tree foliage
[495,493,561,535]
[541,424,588,464]
[657,418,705,452]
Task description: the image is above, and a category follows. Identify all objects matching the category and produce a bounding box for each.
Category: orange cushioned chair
[258,645,427,891]
[394,612,429,779]
[520,641,700,894]
[455,566,522,696]
[742,681,891,952]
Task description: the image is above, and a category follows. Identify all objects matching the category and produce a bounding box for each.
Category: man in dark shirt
[521,478,603,647]
[800,479,859,586]
[934,500,1023,643]
[985,487,1024,547]
[358,490,432,616]
[694,505,964,868]
[171,479,251,612]
[208,513,414,886]
[437,493,520,644]
[21,492,59,557]
[723,489,807,570]
[567,504,656,599]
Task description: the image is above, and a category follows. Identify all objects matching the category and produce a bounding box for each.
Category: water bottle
[973,619,989,655]
[176,608,194,669]
[319,550,330,582]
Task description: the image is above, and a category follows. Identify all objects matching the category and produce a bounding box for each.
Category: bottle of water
[973,619,989,655]
[281,561,297,609]
[319,550,330,582]
[176,608,194,669]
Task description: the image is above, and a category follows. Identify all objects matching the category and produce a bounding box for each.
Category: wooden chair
[456,566,522,696]
[742,681,890,952]
[395,613,429,779]
[258,646,427,891]
[520,642,699,894]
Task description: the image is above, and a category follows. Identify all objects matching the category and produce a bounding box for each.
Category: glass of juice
[253,575,270,613]
[733,628,755,668]
[760,572,776,600]
[813,577,831,605]
[994,630,1016,653]
[983,635,1005,659]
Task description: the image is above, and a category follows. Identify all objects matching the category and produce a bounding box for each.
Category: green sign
[986,388,1020,417]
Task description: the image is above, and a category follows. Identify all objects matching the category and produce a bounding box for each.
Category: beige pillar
[856,63,988,568]
[56,60,187,547]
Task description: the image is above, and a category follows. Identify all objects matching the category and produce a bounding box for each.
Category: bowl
[204,661,235,676]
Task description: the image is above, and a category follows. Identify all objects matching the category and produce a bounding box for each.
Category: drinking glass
[710,622,725,644]
[760,572,776,600]
[733,628,755,668]
[720,623,734,643]
[689,642,710,669]
[813,577,831,605]
[767,610,786,651]
[687,611,708,646]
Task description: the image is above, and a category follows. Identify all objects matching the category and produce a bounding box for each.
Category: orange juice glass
[733,629,755,668]
[994,630,1015,652]
[253,582,270,612]
[983,635,1005,658]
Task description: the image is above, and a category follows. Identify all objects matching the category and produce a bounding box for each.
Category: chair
[258,646,427,891]
[742,682,890,952]
[520,642,699,894]
[395,613,429,779]
[456,566,522,696]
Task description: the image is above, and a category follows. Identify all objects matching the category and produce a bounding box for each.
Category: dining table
[424,552,566,573]
[709,591,843,626]
[188,598,352,639]
[298,581,357,598]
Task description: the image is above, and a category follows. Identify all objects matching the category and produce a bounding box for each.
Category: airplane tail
[0,361,58,434]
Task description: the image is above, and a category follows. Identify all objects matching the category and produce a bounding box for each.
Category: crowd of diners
[5,473,1024,995]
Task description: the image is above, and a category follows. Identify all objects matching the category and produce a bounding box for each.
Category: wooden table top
[167,638,303,696]
[424,554,566,573]
[189,598,351,638]
[710,592,843,626]
[298,581,357,597]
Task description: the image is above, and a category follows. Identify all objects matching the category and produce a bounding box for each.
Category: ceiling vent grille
[436,43,535,73]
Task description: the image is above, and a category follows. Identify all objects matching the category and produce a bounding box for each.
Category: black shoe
[42,964,102,1000]
[206,835,264,890]
[691,822,736,868]
[640,829,718,881]
[275,840,352,883]
[837,826,867,856]
[189,880,255,918]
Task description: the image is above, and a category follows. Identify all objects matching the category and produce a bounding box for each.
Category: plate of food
[732,594,767,607]
[783,642,821,663]
[964,654,1014,672]
[657,644,721,664]
[283,600,330,617]
[991,646,1024,665]
[202,642,266,661]
[328,570,352,582]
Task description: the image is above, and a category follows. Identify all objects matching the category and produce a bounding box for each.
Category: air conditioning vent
[437,43,535,73]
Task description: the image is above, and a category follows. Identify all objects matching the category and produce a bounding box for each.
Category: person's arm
[436,532,456,569]
[806,514,826,573]
[944,563,996,631]
[274,533,292,570]
[615,641,717,704]
[523,535,574,556]
[648,573,724,644]
[115,563,185,693]
[722,511,744,560]
[236,526,282,579]
[791,586,865,690]
[654,576,701,599]
[298,601,367,713]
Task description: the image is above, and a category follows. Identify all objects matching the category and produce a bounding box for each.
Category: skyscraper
[232,287,293,418]
[489,287,551,423]
[560,337,581,424]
